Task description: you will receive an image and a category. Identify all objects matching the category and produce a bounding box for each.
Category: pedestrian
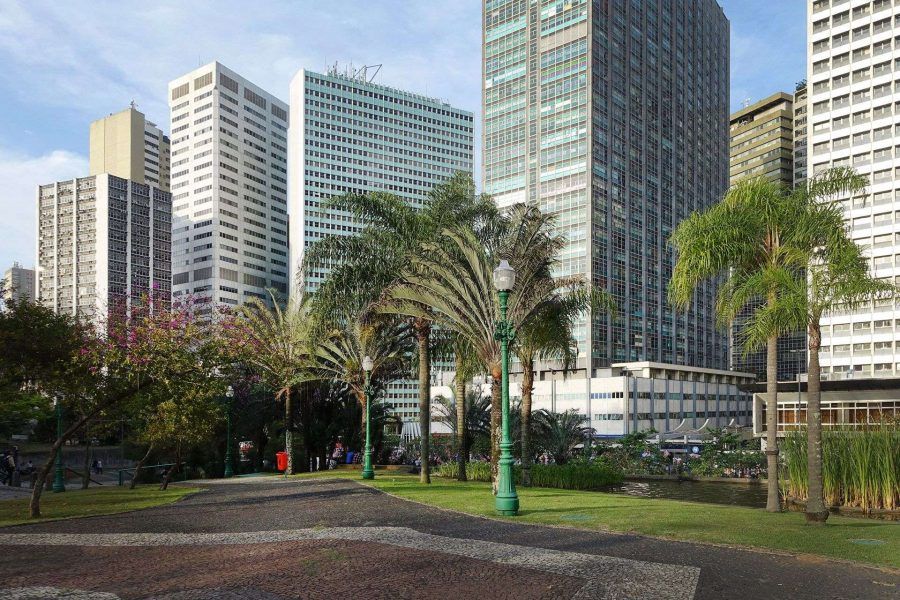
[96,459,103,475]
[3,451,15,486]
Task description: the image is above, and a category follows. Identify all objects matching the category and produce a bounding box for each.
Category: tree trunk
[416,320,431,484]
[283,386,294,475]
[81,435,92,490]
[160,450,179,491]
[490,374,501,494]
[520,360,534,487]
[30,414,89,518]
[805,320,828,523]
[130,444,154,490]
[455,354,467,482]
[765,331,781,512]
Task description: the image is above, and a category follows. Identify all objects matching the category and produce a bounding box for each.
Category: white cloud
[0,147,88,269]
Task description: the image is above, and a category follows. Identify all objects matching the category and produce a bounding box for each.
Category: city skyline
[0,0,806,269]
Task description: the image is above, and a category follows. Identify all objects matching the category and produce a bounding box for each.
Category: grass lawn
[0,485,198,528]
[294,471,899,569]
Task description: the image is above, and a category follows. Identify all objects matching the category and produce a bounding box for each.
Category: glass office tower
[483,0,731,374]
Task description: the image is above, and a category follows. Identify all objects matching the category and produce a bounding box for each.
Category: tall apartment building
[36,175,172,317]
[2,262,35,304]
[168,62,289,308]
[288,66,474,293]
[729,92,795,186]
[483,1,730,375]
[728,92,806,382]
[809,0,900,380]
[288,66,474,423]
[90,105,171,191]
[794,82,809,187]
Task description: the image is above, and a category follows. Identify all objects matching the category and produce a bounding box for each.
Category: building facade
[794,82,809,187]
[2,262,35,304]
[288,66,474,422]
[90,105,171,191]
[36,174,172,317]
[288,66,474,294]
[168,62,289,308]
[728,92,807,382]
[808,0,900,379]
[482,0,731,431]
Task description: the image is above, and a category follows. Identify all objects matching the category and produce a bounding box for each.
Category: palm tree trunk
[416,320,431,484]
[805,320,829,523]
[520,360,534,487]
[490,375,501,494]
[765,331,781,512]
[283,387,294,475]
[455,357,467,482]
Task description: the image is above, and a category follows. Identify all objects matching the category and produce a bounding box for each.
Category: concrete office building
[168,62,289,308]
[808,0,900,379]
[36,175,172,317]
[288,66,474,422]
[483,1,731,430]
[2,262,35,304]
[728,92,806,382]
[288,66,474,294]
[90,105,171,191]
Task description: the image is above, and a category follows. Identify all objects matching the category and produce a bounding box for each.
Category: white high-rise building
[36,175,172,317]
[2,262,35,304]
[809,0,900,379]
[168,62,289,308]
[288,66,474,296]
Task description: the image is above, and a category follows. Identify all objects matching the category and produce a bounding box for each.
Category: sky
[0,0,807,270]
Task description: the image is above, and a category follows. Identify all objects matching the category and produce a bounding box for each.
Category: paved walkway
[0,478,897,599]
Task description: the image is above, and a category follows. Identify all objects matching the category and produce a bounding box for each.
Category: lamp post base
[361,469,375,480]
[224,463,234,478]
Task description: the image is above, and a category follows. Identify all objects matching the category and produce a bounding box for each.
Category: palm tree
[385,205,570,489]
[741,185,894,523]
[532,409,593,465]
[234,291,313,475]
[668,168,867,512]
[303,173,497,484]
[433,386,492,466]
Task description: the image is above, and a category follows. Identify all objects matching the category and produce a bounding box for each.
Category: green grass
[293,471,899,569]
[0,485,198,528]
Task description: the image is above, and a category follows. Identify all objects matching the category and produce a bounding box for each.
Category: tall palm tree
[741,185,893,523]
[385,204,571,489]
[532,409,593,465]
[668,168,867,512]
[235,291,313,475]
[303,173,497,484]
[432,387,492,460]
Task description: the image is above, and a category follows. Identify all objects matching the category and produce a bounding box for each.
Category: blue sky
[0,0,806,269]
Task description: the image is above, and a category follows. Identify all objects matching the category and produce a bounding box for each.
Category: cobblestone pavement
[0,477,897,599]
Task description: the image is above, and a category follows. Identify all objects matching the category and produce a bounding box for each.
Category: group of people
[1,447,34,486]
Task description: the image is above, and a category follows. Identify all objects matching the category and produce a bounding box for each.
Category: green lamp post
[493,259,519,516]
[224,385,234,478]
[52,396,66,493]
[361,355,375,480]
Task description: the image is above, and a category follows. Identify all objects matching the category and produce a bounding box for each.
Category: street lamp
[361,355,375,480]
[224,385,235,478]
[493,259,519,516]
[52,396,65,493]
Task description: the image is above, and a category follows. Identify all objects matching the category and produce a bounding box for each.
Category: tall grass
[781,423,899,512]
[436,461,623,490]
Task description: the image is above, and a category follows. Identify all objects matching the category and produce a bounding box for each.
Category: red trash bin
[275,451,288,472]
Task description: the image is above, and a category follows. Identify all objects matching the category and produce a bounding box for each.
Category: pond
[604,479,768,508]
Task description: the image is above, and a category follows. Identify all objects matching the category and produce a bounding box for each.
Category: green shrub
[437,460,624,490]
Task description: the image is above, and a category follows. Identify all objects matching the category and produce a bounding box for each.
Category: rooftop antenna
[129,99,138,110]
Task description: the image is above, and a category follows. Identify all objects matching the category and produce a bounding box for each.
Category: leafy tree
[668,168,867,512]
[233,291,314,474]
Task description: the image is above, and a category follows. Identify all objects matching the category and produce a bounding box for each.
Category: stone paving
[0,477,897,599]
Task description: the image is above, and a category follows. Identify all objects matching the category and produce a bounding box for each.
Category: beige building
[2,262,35,304]
[89,106,170,191]
[793,82,808,187]
[729,92,795,187]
